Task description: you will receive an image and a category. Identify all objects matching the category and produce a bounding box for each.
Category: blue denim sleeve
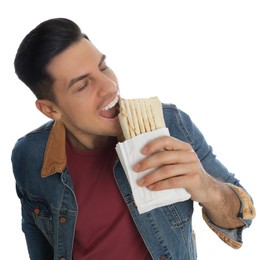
[202,183,256,248]
[163,104,256,248]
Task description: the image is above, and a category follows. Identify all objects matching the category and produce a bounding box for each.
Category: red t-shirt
[66,137,151,260]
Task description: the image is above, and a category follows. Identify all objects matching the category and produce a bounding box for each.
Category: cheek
[73,99,97,121]
[58,99,85,121]
[60,104,92,128]
[55,86,97,120]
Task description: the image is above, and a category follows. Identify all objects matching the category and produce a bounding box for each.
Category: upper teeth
[102,95,119,110]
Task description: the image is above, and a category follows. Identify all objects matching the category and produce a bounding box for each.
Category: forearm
[200,176,244,229]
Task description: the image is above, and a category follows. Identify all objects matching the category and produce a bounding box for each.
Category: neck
[66,130,110,150]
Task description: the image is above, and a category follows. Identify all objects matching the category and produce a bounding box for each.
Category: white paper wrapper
[115,128,191,214]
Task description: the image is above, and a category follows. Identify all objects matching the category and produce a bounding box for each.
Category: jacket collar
[41,120,67,177]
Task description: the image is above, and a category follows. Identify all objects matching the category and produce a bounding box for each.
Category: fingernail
[147,184,155,190]
[141,146,148,154]
[137,178,145,186]
[133,163,140,172]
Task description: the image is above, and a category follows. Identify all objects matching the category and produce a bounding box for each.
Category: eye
[77,80,90,92]
[100,62,109,72]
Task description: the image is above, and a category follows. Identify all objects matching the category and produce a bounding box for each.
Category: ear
[35,99,61,121]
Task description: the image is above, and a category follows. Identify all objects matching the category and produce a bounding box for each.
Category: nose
[97,72,118,98]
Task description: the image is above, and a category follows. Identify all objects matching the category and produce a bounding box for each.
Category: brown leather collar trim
[41,120,67,177]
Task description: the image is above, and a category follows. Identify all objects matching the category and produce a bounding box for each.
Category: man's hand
[133,135,244,228]
[133,135,211,203]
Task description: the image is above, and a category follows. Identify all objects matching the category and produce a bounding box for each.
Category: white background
[1,1,264,259]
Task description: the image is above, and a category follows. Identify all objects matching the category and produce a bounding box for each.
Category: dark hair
[14,18,89,102]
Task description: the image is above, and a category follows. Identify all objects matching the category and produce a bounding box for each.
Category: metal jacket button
[59,217,66,223]
[33,208,40,216]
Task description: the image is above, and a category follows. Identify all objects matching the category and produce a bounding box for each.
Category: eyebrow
[67,54,106,89]
[99,54,106,67]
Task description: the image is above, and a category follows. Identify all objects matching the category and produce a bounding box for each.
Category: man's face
[47,38,121,146]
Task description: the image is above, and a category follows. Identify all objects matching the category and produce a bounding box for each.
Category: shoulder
[162,103,195,143]
[12,121,54,160]
[162,103,193,128]
[162,103,192,124]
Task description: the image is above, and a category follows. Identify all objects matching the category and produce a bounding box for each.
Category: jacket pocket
[21,191,54,244]
[161,200,193,228]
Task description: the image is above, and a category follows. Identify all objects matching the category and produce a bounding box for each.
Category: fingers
[133,136,197,172]
[133,135,201,191]
[137,163,196,189]
[133,149,197,172]
[143,176,189,191]
[141,135,192,155]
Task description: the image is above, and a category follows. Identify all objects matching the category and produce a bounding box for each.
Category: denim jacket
[11,103,255,260]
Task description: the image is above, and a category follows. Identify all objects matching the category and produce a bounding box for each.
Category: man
[12,18,255,260]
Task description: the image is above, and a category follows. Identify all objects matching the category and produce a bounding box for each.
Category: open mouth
[99,95,120,119]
